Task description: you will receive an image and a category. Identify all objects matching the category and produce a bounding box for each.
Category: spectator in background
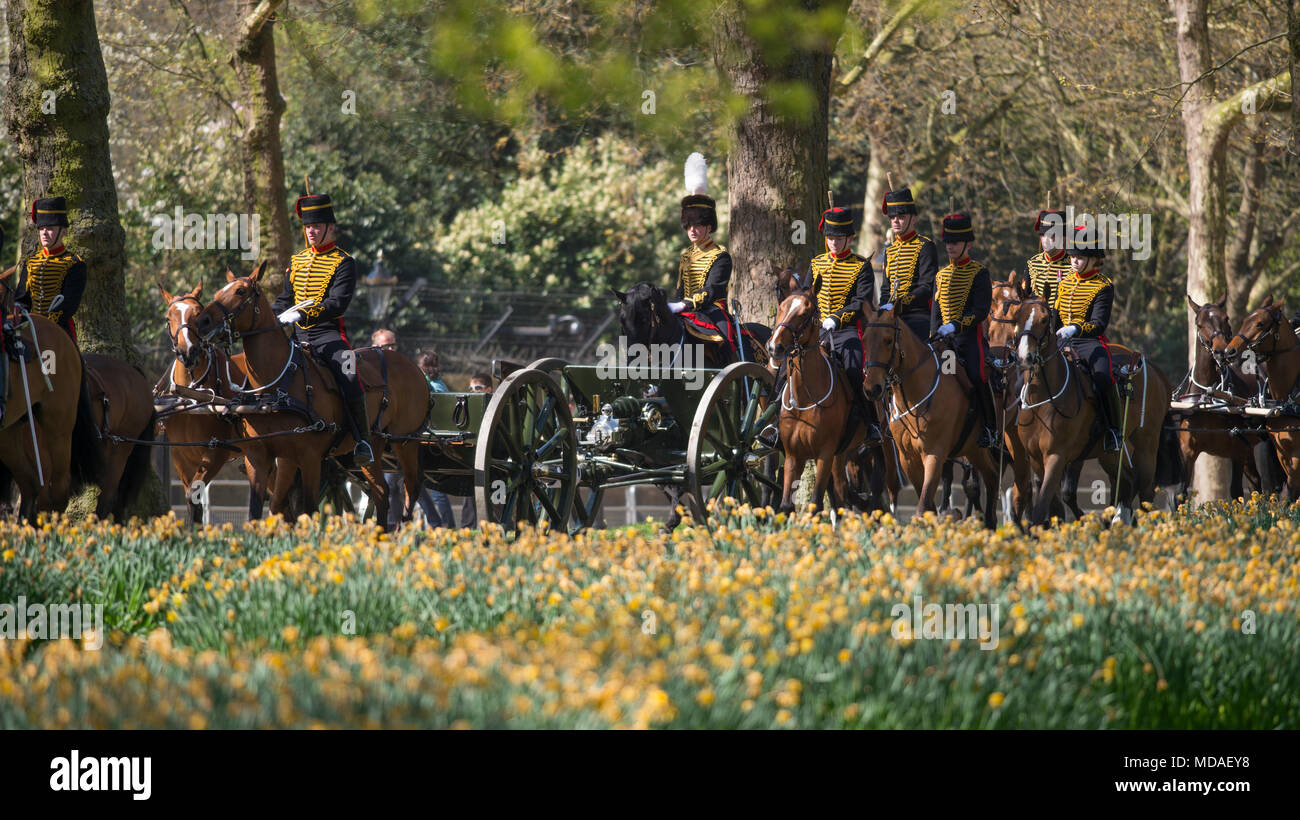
[372,328,397,351]
[460,372,495,527]
[418,351,449,393]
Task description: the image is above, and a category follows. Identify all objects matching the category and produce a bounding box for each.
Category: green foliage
[431,135,726,298]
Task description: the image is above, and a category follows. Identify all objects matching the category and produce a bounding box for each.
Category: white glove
[1056,325,1079,342]
[938,323,956,336]
[879,302,894,312]
[821,317,838,331]
[668,301,686,314]
[277,308,303,325]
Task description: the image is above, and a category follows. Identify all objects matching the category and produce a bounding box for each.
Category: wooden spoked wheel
[685,362,782,521]
[474,368,577,533]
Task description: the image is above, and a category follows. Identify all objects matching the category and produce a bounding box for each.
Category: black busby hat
[941,213,975,243]
[680,152,717,231]
[1034,210,1067,235]
[819,206,855,237]
[295,193,336,225]
[1066,225,1106,258]
[31,196,69,228]
[881,187,917,217]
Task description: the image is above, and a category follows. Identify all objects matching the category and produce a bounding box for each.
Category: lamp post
[365,249,398,321]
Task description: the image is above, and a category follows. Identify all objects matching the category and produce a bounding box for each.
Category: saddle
[680,315,725,344]
[1062,344,1143,392]
[932,337,973,393]
[298,343,385,394]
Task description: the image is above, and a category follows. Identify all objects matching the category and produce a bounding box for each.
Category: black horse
[609,282,770,367]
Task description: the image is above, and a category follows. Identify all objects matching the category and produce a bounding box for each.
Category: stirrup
[757,424,779,448]
[1103,428,1122,452]
[353,440,375,465]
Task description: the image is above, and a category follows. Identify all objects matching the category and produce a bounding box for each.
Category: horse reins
[863,316,940,423]
[774,295,837,411]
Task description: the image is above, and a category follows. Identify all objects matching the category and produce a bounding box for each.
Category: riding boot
[1096,379,1123,452]
[975,384,999,449]
[344,396,375,465]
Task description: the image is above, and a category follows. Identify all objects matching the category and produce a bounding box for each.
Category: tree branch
[838,0,930,87]
[238,0,287,51]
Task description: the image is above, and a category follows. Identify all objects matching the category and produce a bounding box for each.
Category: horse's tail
[116,411,158,516]
[70,369,106,491]
[1154,412,1184,489]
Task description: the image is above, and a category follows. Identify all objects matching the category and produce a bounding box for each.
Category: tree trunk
[5,0,132,360]
[1174,0,1231,501]
[232,0,292,287]
[861,137,891,299]
[1290,0,1299,152]
[4,0,167,516]
[713,0,847,329]
[1226,135,1265,323]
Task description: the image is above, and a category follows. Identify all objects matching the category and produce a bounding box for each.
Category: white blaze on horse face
[177,301,196,353]
[1018,314,1032,363]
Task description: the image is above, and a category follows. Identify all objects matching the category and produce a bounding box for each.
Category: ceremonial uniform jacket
[17,245,86,329]
[1053,270,1114,339]
[273,243,357,332]
[931,258,991,334]
[674,241,731,312]
[880,231,938,313]
[1026,250,1071,310]
[809,250,874,327]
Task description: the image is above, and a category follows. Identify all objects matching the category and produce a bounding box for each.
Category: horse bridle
[773,294,817,356]
[985,289,1022,372]
[166,295,211,374]
[1228,308,1299,362]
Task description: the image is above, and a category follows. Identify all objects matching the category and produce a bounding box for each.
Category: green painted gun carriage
[416,358,782,532]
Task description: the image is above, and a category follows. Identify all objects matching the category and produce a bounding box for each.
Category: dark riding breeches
[947,329,986,388]
[296,324,363,402]
[821,324,865,391]
[1067,337,1114,397]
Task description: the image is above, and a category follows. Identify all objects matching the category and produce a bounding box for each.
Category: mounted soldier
[1055,224,1122,452]
[931,213,996,448]
[1026,209,1071,311]
[272,190,373,465]
[668,152,738,360]
[15,196,86,340]
[810,203,879,440]
[878,186,938,343]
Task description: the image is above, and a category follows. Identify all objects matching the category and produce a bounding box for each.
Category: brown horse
[0,268,101,520]
[860,306,998,527]
[191,264,427,525]
[82,353,158,519]
[985,278,1085,522]
[1011,294,1173,526]
[1222,297,1300,498]
[159,282,273,523]
[768,273,866,513]
[1174,295,1275,500]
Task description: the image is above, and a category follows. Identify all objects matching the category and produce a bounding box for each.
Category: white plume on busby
[684,152,708,195]
[680,151,717,230]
